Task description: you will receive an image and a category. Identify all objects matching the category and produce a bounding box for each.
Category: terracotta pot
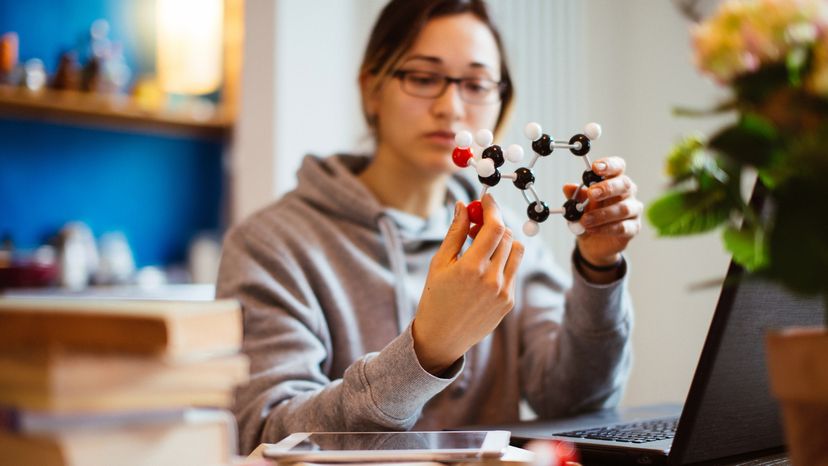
[766,327,828,466]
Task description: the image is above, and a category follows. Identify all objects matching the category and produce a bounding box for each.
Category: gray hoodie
[216,154,633,454]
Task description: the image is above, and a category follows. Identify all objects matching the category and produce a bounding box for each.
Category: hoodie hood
[292,154,386,229]
[292,153,478,237]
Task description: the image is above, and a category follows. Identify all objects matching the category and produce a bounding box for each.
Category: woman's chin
[397,144,458,178]
[419,154,456,177]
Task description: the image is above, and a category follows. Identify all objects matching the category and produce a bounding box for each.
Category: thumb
[434,201,470,265]
[563,183,587,202]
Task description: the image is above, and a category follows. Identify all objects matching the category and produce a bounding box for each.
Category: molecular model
[452,122,604,237]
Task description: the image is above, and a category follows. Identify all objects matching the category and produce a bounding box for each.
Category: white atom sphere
[505,144,524,163]
[474,129,494,148]
[455,130,473,148]
[568,221,586,236]
[584,122,602,140]
[524,122,543,141]
[476,158,496,177]
[523,220,540,237]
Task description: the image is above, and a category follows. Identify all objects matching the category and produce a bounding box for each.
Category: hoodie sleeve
[516,239,633,418]
[216,225,463,454]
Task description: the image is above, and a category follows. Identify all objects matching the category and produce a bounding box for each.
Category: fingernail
[454,202,461,218]
[591,187,604,199]
[582,214,593,226]
[595,162,607,173]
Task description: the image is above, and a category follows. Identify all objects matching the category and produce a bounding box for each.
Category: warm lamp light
[156,0,224,95]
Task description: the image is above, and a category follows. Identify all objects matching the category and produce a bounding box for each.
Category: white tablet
[263,430,510,462]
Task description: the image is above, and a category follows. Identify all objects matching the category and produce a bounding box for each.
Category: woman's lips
[424,131,456,146]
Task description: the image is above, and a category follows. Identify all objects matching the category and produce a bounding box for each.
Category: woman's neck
[358,146,449,219]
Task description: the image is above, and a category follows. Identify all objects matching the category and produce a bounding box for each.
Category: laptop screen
[671,252,824,462]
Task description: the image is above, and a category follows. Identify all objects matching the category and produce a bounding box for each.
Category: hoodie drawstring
[377,215,411,334]
[377,211,472,396]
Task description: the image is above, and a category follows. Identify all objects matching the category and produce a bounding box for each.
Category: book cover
[0,298,242,358]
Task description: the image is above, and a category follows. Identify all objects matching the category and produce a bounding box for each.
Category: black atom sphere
[569,134,590,156]
[582,170,603,187]
[478,170,501,187]
[563,199,585,221]
[512,167,535,190]
[532,134,553,156]
[527,201,550,222]
[482,145,505,168]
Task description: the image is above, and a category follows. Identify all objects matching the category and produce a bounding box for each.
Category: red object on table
[0,262,59,289]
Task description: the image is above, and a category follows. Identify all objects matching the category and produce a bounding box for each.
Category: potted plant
[648,0,828,464]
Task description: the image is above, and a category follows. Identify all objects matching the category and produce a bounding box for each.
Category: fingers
[588,174,637,203]
[487,228,514,275]
[592,157,626,177]
[580,198,644,230]
[465,194,506,263]
[433,201,470,266]
[584,218,642,238]
[501,239,525,294]
[486,231,523,316]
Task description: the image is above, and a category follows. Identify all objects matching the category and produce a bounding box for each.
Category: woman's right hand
[412,194,525,375]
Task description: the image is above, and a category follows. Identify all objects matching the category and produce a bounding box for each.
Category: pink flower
[691,0,828,86]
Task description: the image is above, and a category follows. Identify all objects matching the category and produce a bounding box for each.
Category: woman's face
[366,13,503,177]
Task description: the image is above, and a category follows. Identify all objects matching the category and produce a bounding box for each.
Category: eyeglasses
[391,70,505,105]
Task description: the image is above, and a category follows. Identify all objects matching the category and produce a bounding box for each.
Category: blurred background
[0,0,733,410]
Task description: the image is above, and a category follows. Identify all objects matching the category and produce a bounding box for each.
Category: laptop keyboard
[555,416,678,444]
[730,454,790,465]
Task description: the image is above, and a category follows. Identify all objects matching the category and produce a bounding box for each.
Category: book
[0,351,249,412]
[0,409,237,466]
[0,298,242,358]
[0,408,188,434]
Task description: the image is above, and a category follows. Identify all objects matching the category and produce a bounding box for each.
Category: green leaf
[722,225,769,272]
[786,47,808,87]
[708,114,778,167]
[665,135,705,181]
[647,189,731,236]
[756,168,780,190]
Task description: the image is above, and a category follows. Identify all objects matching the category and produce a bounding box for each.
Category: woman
[217,0,642,454]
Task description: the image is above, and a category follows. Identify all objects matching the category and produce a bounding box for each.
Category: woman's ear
[359,71,380,125]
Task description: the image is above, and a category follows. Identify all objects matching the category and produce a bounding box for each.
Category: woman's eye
[408,74,442,86]
[463,80,492,94]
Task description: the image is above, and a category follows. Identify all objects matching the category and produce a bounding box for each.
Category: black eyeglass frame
[390,69,507,104]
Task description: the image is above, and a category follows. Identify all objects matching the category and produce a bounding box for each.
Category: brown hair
[359,0,514,137]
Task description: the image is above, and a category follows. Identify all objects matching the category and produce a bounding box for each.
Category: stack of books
[0,298,248,466]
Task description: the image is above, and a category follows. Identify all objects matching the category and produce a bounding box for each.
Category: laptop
[491,193,824,465]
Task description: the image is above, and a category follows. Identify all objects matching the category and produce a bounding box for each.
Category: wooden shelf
[0,85,233,139]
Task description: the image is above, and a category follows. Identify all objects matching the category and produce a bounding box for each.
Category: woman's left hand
[563,156,643,267]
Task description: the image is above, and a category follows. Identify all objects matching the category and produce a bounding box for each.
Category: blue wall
[0,120,223,267]
[0,0,224,267]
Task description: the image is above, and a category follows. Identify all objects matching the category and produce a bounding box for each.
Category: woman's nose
[431,81,466,121]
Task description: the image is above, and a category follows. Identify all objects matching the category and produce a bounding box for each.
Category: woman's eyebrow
[469,62,496,71]
[403,55,444,65]
[402,55,496,71]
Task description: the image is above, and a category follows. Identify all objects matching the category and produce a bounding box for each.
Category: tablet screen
[290,431,487,451]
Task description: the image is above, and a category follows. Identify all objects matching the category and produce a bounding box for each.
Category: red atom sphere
[467,200,484,225]
[452,147,473,167]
